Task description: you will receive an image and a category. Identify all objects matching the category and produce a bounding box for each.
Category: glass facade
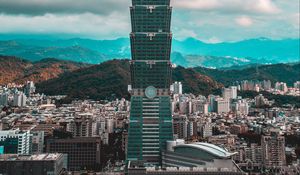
[0,138,18,154]
[127,0,173,165]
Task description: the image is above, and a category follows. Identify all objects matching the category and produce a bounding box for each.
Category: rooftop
[0,153,63,161]
[175,142,237,158]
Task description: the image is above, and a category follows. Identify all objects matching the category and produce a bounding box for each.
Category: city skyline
[0,0,299,174]
[0,0,299,42]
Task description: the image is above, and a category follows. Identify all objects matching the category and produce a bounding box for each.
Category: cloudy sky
[0,0,299,42]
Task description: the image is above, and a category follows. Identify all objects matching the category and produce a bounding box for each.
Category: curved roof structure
[174,142,237,159]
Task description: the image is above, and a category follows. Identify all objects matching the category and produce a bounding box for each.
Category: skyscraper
[127,0,173,165]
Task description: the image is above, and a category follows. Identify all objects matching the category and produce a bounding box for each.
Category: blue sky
[0,0,299,42]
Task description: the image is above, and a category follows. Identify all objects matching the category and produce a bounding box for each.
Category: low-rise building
[0,153,66,175]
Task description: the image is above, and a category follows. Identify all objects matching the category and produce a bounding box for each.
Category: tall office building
[261,132,286,168]
[127,0,173,165]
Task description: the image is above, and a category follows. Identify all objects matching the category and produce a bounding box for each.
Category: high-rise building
[261,132,286,168]
[275,82,288,93]
[231,99,249,115]
[0,92,8,106]
[106,118,114,134]
[31,131,45,154]
[192,100,209,114]
[172,82,183,94]
[179,101,188,114]
[255,94,269,107]
[187,121,197,138]
[66,114,93,137]
[173,115,188,139]
[127,0,174,165]
[0,129,32,155]
[200,123,213,138]
[222,86,237,100]
[262,80,272,90]
[24,81,36,97]
[215,98,230,113]
[244,143,262,164]
[208,95,217,112]
[13,91,27,107]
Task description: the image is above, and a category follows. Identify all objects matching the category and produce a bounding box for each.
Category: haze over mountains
[0,36,299,68]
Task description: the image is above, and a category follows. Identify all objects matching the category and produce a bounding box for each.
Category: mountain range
[0,36,299,68]
[194,62,300,86]
[0,56,299,101]
[0,56,87,85]
[0,56,222,99]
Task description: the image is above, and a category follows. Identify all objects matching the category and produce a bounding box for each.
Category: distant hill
[0,56,30,85]
[36,61,300,100]
[194,63,300,86]
[173,66,222,96]
[0,37,299,68]
[1,56,299,100]
[0,55,87,85]
[171,52,270,68]
[37,60,131,100]
[173,37,299,62]
[36,60,222,100]
[0,41,110,63]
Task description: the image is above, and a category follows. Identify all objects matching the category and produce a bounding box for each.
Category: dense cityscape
[0,79,299,174]
[0,0,299,175]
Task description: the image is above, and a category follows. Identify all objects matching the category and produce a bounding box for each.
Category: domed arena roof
[174,142,237,159]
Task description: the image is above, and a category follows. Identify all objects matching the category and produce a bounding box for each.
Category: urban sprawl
[0,80,299,174]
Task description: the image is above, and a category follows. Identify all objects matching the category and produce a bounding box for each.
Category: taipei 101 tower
[127,0,174,165]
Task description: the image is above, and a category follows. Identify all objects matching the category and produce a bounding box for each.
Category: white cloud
[174,0,220,10]
[254,0,281,14]
[0,0,129,15]
[174,0,280,15]
[235,16,254,27]
[0,0,298,41]
[0,13,130,39]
